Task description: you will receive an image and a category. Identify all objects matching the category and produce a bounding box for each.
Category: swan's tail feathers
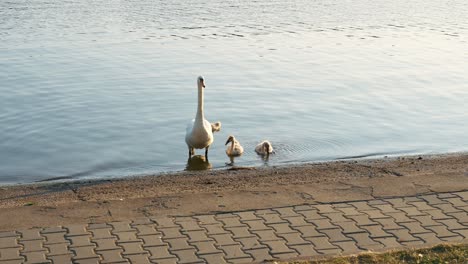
[211,121,222,133]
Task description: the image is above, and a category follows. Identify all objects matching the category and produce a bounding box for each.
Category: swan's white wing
[186,119,195,134]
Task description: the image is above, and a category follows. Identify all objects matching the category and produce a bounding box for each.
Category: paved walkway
[1,191,467,264]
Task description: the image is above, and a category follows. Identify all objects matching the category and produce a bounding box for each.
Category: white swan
[255,140,274,156]
[225,135,244,157]
[185,76,219,158]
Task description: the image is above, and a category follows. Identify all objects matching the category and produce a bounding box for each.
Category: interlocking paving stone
[2,191,467,264]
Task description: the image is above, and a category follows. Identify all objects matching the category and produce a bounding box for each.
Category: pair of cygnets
[225,136,274,158]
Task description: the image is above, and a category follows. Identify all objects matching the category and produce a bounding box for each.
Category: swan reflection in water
[186,155,212,171]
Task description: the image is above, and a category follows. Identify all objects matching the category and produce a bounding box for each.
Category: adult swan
[185,76,220,159]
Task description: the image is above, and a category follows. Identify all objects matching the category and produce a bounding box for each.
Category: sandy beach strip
[0,153,467,231]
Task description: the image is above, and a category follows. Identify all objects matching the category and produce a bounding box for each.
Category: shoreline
[1,152,467,231]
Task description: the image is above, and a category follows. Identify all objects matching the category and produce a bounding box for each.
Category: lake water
[1,0,467,185]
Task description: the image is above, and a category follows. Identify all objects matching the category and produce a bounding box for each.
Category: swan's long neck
[195,84,204,121]
[230,140,235,152]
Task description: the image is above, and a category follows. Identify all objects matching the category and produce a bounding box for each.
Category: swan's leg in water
[205,145,210,159]
[188,147,194,158]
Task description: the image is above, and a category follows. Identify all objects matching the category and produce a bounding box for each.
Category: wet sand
[1,153,467,231]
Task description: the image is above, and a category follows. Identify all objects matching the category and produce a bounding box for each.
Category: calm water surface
[1,0,467,184]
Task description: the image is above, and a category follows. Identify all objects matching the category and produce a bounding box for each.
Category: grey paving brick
[235,236,267,250]
[412,215,445,227]
[0,237,19,249]
[244,248,273,262]
[386,198,411,208]
[383,212,415,224]
[65,225,89,237]
[285,216,310,227]
[89,228,115,240]
[18,229,43,241]
[20,240,45,252]
[362,209,390,219]
[194,215,219,225]
[98,249,128,264]
[252,230,281,242]
[289,244,318,256]
[0,248,23,261]
[243,220,270,232]
[387,229,422,242]
[261,239,295,254]
[425,209,455,221]
[433,203,463,214]
[374,237,402,248]
[314,204,339,214]
[134,224,160,236]
[119,241,148,255]
[425,225,460,238]
[110,221,135,233]
[219,244,250,260]
[184,229,212,242]
[139,234,166,247]
[437,219,466,230]
[211,234,239,246]
[0,232,17,239]
[131,217,154,226]
[88,223,110,230]
[191,241,222,255]
[219,217,244,228]
[414,233,444,245]
[347,233,383,249]
[334,241,360,254]
[398,206,427,217]
[407,201,435,211]
[165,237,194,251]
[320,228,352,242]
[333,221,366,234]
[294,225,325,238]
[371,204,400,214]
[198,253,227,263]
[306,236,338,250]
[346,214,378,227]
[42,232,68,245]
[309,219,338,230]
[277,232,311,246]
[47,254,73,263]
[227,226,256,239]
[146,246,177,261]
[125,253,152,264]
[322,212,350,223]
[349,201,374,211]
[273,207,300,218]
[41,226,65,234]
[71,245,99,260]
[154,218,178,228]
[452,229,468,239]
[399,222,431,234]
[202,224,230,236]
[67,235,95,247]
[336,207,363,216]
[360,225,393,238]
[420,194,448,205]
[258,213,288,224]
[235,211,259,221]
[171,249,204,264]
[21,251,51,263]
[447,211,468,224]
[159,227,185,239]
[454,191,468,201]
[44,243,70,256]
[268,223,296,234]
[113,231,141,243]
[437,193,458,199]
